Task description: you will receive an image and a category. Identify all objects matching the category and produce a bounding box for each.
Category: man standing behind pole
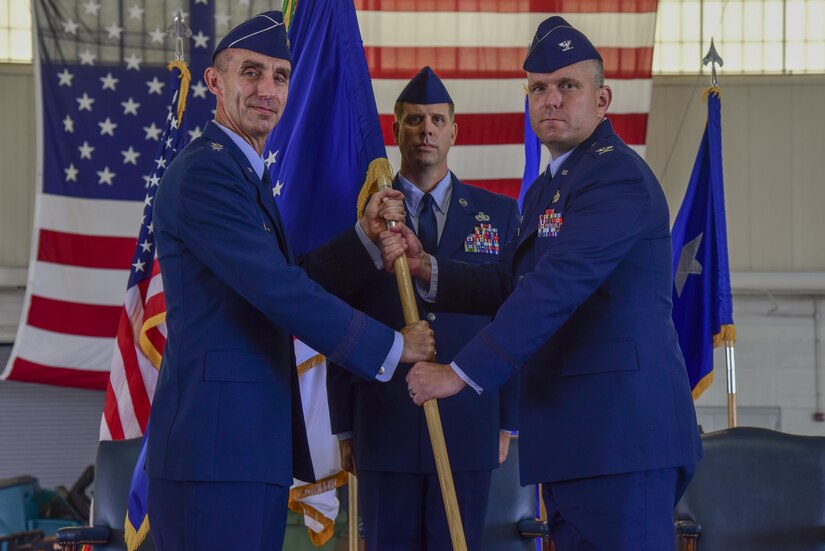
[389,19,702,551]
[326,66,520,550]
[147,12,434,550]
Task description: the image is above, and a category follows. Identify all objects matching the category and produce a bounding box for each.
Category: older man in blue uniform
[390,17,703,551]
[147,12,434,550]
[326,67,520,550]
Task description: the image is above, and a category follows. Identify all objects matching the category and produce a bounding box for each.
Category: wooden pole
[378,176,468,551]
[348,473,358,551]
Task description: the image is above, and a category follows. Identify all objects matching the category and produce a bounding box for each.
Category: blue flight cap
[212,11,291,64]
[396,66,453,105]
[523,16,602,73]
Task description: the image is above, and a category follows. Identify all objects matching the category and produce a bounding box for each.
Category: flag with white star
[2,0,278,392]
[671,88,735,400]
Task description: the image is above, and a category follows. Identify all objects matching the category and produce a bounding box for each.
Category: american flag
[4,0,657,433]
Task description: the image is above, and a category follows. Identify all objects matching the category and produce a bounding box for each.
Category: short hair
[393,101,455,122]
[592,59,605,88]
[213,49,232,72]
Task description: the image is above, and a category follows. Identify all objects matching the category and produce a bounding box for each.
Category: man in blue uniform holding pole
[388,17,702,551]
[148,12,434,550]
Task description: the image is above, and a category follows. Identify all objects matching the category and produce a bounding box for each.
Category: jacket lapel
[202,123,291,260]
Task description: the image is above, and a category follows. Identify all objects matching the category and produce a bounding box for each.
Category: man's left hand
[405,361,466,406]
[359,189,406,242]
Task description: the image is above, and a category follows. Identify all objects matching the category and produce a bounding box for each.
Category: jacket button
[427,312,437,322]
[518,275,524,282]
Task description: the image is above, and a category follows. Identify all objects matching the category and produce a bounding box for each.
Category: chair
[675,427,825,551]
[56,438,154,551]
[481,436,551,550]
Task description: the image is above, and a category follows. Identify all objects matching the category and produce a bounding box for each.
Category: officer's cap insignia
[210,142,224,151]
[559,40,573,52]
[595,145,614,155]
[475,212,491,222]
[459,198,468,207]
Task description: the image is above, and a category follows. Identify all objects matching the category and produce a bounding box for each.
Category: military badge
[464,224,500,254]
[475,212,490,222]
[595,145,614,155]
[459,198,468,207]
[210,142,224,152]
[538,209,563,238]
[552,188,560,204]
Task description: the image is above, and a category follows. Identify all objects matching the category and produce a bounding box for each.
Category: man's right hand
[400,320,435,363]
[338,438,356,475]
[379,224,432,282]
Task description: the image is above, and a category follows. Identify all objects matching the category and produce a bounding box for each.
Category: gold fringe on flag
[166,60,191,123]
[139,313,167,370]
[692,324,736,399]
[712,324,737,347]
[288,470,350,546]
[702,86,722,102]
[357,158,395,217]
[124,513,151,551]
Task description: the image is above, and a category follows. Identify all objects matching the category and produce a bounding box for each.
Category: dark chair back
[675,427,825,551]
[481,437,540,551]
[92,438,153,551]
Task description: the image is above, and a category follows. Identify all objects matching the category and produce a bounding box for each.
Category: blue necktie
[418,193,438,253]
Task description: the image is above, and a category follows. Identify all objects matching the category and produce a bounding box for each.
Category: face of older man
[527,60,612,158]
[205,48,291,154]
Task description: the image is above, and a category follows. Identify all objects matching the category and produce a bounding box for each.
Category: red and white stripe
[358,0,657,197]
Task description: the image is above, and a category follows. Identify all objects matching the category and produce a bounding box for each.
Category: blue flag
[264,0,387,254]
[519,94,542,211]
[671,88,735,399]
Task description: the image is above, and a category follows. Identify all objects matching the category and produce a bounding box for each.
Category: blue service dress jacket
[327,175,520,473]
[431,120,702,485]
[148,121,395,487]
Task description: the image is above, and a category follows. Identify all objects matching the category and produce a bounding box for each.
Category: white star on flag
[79,49,97,65]
[100,72,119,91]
[121,98,141,115]
[139,240,153,253]
[78,141,95,159]
[214,12,231,27]
[674,233,704,297]
[62,19,79,35]
[97,166,116,185]
[192,30,210,48]
[274,180,284,196]
[132,259,146,272]
[83,0,100,15]
[146,77,165,95]
[105,23,124,40]
[125,53,142,71]
[188,126,203,140]
[149,28,165,44]
[64,163,79,182]
[76,93,95,111]
[144,123,162,141]
[122,146,141,165]
[98,117,117,136]
[62,114,74,133]
[264,150,279,167]
[128,4,144,19]
[191,80,208,98]
[57,69,74,86]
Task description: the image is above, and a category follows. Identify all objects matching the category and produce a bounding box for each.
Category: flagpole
[348,473,358,551]
[703,39,737,428]
[377,173,468,551]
